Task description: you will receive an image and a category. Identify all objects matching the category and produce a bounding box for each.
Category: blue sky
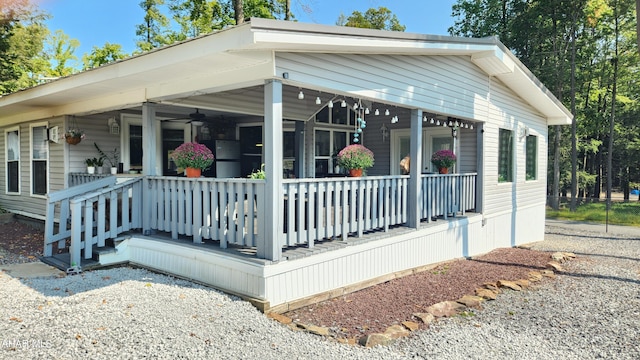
[39,0,458,57]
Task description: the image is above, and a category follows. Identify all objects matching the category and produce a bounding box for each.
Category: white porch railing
[143,174,476,257]
[69,178,142,267]
[45,176,117,257]
[280,176,408,248]
[420,172,477,221]
[145,177,265,248]
[69,172,111,186]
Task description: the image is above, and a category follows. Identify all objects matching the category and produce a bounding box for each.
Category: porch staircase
[40,235,132,272]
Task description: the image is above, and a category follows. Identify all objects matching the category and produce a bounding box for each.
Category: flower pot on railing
[87,166,95,174]
[439,167,449,174]
[185,167,201,178]
[349,168,363,177]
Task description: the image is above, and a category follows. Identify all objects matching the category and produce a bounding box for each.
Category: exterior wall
[0,117,64,219]
[68,116,121,177]
[276,52,548,224]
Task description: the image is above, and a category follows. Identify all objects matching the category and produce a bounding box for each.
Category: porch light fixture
[315,96,322,105]
[108,117,120,135]
[374,109,380,116]
[298,90,304,100]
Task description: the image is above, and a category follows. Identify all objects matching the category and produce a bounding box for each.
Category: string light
[315,96,321,105]
[298,91,304,100]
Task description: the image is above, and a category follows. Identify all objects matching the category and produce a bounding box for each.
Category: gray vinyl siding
[67,116,120,176]
[275,52,548,217]
[458,129,477,173]
[0,117,64,218]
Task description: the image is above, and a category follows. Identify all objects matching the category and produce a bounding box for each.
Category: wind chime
[352,100,367,143]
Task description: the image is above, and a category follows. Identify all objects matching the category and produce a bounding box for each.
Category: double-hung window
[525,135,537,180]
[5,127,20,194]
[498,128,513,183]
[31,124,48,196]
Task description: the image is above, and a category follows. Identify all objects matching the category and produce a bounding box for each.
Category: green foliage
[337,6,405,31]
[94,143,120,168]
[136,0,172,52]
[248,164,266,179]
[82,43,127,70]
[0,2,50,94]
[546,201,640,227]
[45,29,79,77]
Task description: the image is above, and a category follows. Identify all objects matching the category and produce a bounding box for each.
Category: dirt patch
[284,247,553,339]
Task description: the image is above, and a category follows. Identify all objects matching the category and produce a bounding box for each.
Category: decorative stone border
[267,251,576,347]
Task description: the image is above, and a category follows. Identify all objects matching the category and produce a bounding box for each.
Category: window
[31,124,48,196]
[129,125,143,170]
[498,128,513,183]
[315,106,355,125]
[314,129,349,177]
[526,134,537,180]
[5,128,19,193]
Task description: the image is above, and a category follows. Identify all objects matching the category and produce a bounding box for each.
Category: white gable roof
[0,18,571,126]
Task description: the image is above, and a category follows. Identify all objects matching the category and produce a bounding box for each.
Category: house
[0,19,571,312]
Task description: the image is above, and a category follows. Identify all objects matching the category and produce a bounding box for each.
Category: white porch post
[407,108,423,228]
[141,102,157,235]
[259,80,283,261]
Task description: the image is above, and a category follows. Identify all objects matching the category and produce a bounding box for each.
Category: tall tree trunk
[570,10,578,211]
[285,0,291,20]
[233,0,244,24]
[607,2,619,207]
[552,126,561,209]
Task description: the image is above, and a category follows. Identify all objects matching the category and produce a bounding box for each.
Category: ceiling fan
[162,108,207,124]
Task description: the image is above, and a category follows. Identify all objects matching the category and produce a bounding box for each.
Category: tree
[233,0,244,24]
[82,42,128,70]
[136,0,171,51]
[0,0,49,94]
[337,6,406,31]
[44,29,79,77]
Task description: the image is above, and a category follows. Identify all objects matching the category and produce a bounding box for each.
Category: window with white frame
[314,129,349,177]
[498,128,513,183]
[526,134,537,180]
[315,105,355,125]
[5,128,20,194]
[31,124,48,196]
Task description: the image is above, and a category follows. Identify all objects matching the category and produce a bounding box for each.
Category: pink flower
[171,142,214,170]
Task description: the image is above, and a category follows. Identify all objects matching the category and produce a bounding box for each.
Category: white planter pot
[110,167,117,175]
[87,166,95,174]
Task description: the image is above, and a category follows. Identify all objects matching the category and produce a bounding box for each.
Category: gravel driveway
[1,221,639,359]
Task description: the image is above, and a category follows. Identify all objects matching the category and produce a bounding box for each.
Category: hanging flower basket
[64,129,85,145]
[66,135,82,145]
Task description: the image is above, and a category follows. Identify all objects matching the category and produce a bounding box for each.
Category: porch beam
[259,80,284,261]
[407,108,423,228]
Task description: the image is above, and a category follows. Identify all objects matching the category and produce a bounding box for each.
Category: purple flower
[336,144,375,170]
[431,149,457,168]
[171,142,214,170]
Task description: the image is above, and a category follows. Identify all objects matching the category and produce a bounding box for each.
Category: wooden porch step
[39,244,115,272]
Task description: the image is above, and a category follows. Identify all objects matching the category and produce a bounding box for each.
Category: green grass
[546,201,640,227]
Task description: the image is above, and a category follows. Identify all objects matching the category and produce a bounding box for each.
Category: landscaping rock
[413,312,435,325]
[528,271,543,282]
[457,294,485,309]
[402,321,420,332]
[475,288,498,300]
[427,301,466,317]
[497,280,522,291]
[384,324,411,339]
[359,333,392,347]
[267,313,293,325]
[546,261,564,272]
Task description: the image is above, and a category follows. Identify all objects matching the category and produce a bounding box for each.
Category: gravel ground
[1,222,639,359]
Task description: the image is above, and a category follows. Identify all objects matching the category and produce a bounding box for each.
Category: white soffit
[471,50,515,76]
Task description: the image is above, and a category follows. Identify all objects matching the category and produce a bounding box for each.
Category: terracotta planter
[349,168,363,177]
[438,167,449,174]
[66,135,82,145]
[185,167,201,178]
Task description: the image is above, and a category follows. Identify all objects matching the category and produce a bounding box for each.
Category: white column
[259,80,283,261]
[407,108,423,228]
[141,102,158,176]
[141,102,157,236]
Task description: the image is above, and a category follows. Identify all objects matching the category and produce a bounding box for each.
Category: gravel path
[1,222,639,359]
